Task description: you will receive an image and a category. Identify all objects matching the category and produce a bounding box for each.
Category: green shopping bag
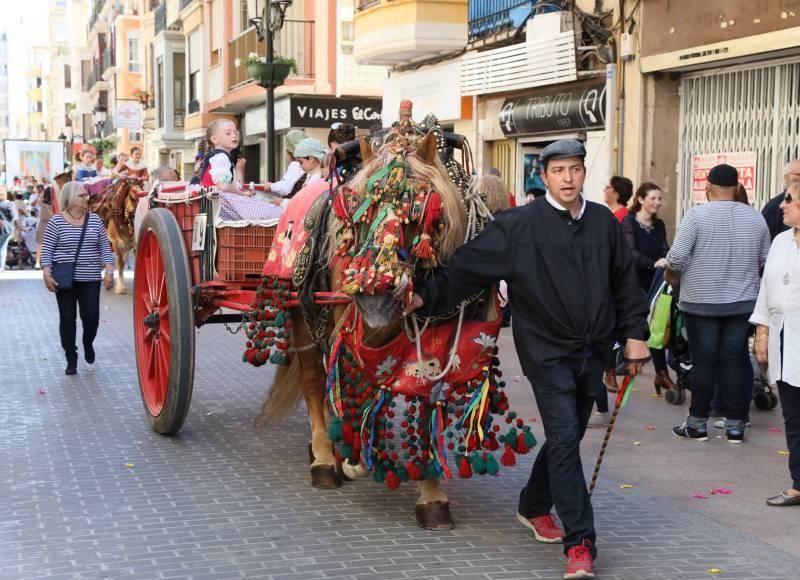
[647,284,673,349]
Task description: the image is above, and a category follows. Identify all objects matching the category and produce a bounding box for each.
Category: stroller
[4,236,34,270]
[654,276,778,410]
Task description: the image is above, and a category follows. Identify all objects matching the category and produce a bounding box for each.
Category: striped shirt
[41,213,115,281]
[667,201,770,315]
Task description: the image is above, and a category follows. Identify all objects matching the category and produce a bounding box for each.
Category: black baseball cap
[707,164,739,187]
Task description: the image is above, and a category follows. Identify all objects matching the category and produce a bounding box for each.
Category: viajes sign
[290,97,382,128]
[498,79,606,137]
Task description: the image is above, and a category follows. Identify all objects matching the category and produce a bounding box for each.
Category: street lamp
[58,131,69,169]
[93,102,107,139]
[250,0,293,181]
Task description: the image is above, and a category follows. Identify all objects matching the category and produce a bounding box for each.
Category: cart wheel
[134,208,195,435]
[768,392,779,410]
[665,387,680,405]
[754,391,772,411]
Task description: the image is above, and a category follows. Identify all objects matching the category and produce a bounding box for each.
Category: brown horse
[256,113,493,530]
[89,177,145,294]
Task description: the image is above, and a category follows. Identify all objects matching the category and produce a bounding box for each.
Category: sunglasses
[786,193,796,203]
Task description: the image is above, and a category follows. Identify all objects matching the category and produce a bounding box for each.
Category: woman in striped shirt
[41,181,115,375]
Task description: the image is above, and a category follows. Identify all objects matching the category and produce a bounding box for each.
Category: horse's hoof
[339,460,368,481]
[415,501,454,531]
[308,442,315,465]
[311,465,342,489]
[114,286,127,295]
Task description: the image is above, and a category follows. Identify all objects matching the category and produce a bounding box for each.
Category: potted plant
[90,136,116,155]
[235,52,297,88]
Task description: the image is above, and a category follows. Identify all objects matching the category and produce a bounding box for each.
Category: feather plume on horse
[247,101,535,530]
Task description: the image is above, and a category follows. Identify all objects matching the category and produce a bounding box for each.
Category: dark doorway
[243,144,261,183]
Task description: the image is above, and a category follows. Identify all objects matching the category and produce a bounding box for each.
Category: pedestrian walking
[0,188,19,273]
[34,184,55,270]
[622,182,675,395]
[405,139,651,580]
[752,182,800,506]
[666,164,770,443]
[761,159,800,240]
[40,181,115,375]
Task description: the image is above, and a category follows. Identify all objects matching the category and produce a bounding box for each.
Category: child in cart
[200,119,283,222]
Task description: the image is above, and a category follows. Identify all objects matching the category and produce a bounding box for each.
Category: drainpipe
[605,62,616,179]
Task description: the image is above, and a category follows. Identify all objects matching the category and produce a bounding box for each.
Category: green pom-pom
[486,454,499,476]
[341,444,353,459]
[424,462,438,480]
[508,411,517,420]
[524,430,537,449]
[328,416,343,441]
[505,427,518,444]
[274,312,286,326]
[471,452,486,475]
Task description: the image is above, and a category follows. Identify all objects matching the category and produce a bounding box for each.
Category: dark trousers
[778,381,800,490]
[684,313,751,423]
[519,354,603,556]
[651,347,667,372]
[55,281,101,361]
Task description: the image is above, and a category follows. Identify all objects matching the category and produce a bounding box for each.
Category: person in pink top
[604,176,633,223]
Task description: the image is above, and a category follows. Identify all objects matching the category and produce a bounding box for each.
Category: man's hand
[664,266,679,289]
[654,258,669,269]
[623,338,650,376]
[403,293,424,317]
[754,326,769,365]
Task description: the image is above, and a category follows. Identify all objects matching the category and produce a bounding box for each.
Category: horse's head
[330,101,467,329]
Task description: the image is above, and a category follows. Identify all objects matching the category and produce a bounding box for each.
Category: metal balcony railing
[154,2,167,35]
[356,0,380,9]
[228,21,315,90]
[468,0,550,43]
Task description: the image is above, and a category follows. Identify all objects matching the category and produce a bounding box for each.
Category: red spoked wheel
[134,208,195,435]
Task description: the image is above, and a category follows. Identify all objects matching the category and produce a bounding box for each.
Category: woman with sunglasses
[752,182,800,506]
[41,182,115,375]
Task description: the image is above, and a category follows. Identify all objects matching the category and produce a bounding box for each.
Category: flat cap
[707,164,739,187]
[539,139,586,167]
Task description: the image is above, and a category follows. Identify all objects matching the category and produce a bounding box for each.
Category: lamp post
[58,131,68,169]
[93,102,107,140]
[251,0,293,182]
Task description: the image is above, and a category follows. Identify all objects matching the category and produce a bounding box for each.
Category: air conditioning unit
[526,10,573,41]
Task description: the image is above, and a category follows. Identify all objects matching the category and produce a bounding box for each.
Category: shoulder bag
[52,215,89,291]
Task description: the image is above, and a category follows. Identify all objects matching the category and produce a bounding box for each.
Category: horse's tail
[256,355,304,426]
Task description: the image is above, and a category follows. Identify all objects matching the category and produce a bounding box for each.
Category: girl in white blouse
[751,183,800,507]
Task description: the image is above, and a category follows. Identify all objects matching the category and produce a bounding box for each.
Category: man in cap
[666,164,770,444]
[405,139,650,579]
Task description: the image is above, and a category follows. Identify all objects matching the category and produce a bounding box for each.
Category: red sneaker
[516,512,564,543]
[564,541,595,579]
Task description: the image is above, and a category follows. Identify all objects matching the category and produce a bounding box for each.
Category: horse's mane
[324,150,467,267]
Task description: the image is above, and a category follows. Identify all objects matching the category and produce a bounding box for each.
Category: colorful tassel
[458,456,473,478]
[501,444,516,466]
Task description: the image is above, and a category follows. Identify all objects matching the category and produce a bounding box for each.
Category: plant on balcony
[90,136,116,154]
[235,52,297,88]
[133,89,150,105]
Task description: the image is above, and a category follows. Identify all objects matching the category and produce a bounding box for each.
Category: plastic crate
[166,200,204,282]
[216,225,276,281]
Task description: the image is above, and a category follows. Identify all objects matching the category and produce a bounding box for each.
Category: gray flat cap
[539,139,586,167]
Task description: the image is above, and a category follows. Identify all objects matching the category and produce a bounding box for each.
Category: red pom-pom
[406,461,421,480]
[386,470,401,490]
[342,421,354,444]
[501,445,516,466]
[458,456,473,479]
[515,432,529,454]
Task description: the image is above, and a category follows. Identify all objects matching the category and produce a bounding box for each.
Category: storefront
[480,77,609,203]
[243,95,382,180]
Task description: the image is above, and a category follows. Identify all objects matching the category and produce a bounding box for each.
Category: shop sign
[383,62,462,126]
[499,80,606,137]
[290,97,382,128]
[690,152,756,204]
[115,100,143,131]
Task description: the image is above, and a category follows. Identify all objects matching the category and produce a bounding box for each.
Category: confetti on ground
[769,427,782,433]
[125,463,135,469]
[529,417,538,423]
[38,389,46,395]
[778,450,790,456]
[633,441,641,446]
[692,494,708,499]
[645,425,656,431]
[620,484,634,489]
[706,568,722,574]
[710,488,732,495]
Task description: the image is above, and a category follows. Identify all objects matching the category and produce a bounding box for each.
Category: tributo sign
[291,97,382,128]
[499,79,606,137]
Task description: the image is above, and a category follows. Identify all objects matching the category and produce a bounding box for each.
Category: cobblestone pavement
[2,272,799,580]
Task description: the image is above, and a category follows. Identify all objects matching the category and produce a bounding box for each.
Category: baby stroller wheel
[768,392,779,409]
[665,386,685,406]
[752,378,779,411]
[754,392,772,411]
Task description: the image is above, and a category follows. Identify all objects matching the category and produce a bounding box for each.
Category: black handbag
[52,214,89,291]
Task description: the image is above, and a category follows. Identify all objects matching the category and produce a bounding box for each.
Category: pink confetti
[768,427,782,433]
[710,488,732,495]
[529,417,538,423]
[38,389,46,395]
[645,425,656,431]
[692,493,708,499]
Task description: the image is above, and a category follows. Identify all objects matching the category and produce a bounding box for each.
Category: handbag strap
[73,213,90,264]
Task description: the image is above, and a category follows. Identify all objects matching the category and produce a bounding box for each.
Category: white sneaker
[587,412,610,428]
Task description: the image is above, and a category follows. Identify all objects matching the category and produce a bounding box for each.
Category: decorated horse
[245,101,536,530]
[53,170,145,294]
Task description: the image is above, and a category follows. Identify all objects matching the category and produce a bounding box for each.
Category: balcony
[227,21,315,91]
[469,0,547,45]
[102,46,115,74]
[154,2,167,35]
[353,0,468,67]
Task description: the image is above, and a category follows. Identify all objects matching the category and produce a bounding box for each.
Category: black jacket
[762,191,789,241]
[416,197,649,372]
